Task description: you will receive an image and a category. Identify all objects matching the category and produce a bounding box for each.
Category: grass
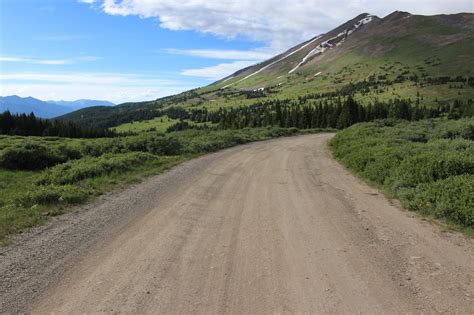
[168,54,473,114]
[112,115,180,133]
[112,115,215,134]
[329,118,474,232]
[0,127,306,245]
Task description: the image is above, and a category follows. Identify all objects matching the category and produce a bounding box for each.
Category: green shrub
[392,151,474,188]
[38,152,157,185]
[53,144,83,161]
[78,134,182,157]
[461,124,474,140]
[0,143,64,170]
[434,121,474,141]
[330,118,474,228]
[16,185,90,207]
[128,135,182,155]
[362,147,404,185]
[82,142,113,157]
[406,175,474,226]
[171,127,300,155]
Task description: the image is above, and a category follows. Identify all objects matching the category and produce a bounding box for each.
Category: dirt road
[2,134,473,313]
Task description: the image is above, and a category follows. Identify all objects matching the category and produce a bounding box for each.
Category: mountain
[0,96,71,119]
[0,96,114,118]
[61,11,474,129]
[47,99,115,111]
[213,11,473,90]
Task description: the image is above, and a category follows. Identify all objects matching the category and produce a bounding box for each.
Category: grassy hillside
[60,12,474,132]
[215,12,474,89]
[329,118,474,232]
[112,115,180,133]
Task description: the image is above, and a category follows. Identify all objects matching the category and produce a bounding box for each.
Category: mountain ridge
[0,95,115,118]
[47,99,115,110]
[214,11,473,90]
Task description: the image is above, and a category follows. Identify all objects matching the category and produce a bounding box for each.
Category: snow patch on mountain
[288,15,373,74]
[222,35,322,88]
[222,76,234,83]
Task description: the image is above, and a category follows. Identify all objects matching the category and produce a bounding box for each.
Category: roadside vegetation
[329,118,474,232]
[1,94,473,242]
[0,127,327,244]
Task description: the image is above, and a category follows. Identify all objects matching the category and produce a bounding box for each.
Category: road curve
[18,134,474,313]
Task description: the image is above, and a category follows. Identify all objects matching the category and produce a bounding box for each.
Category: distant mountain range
[0,96,114,118]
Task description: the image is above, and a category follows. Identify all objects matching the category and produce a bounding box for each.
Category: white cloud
[0,57,30,62]
[34,59,74,65]
[164,49,273,80]
[0,72,198,103]
[164,49,274,61]
[181,60,256,81]
[78,0,96,4]
[91,0,474,51]
[0,56,101,65]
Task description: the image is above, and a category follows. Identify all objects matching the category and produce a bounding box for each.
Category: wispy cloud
[0,72,190,87]
[0,55,101,65]
[164,48,274,61]
[0,57,30,62]
[36,60,74,65]
[181,60,256,80]
[0,56,72,65]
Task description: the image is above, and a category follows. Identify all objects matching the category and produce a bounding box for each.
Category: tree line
[0,111,116,138]
[172,97,473,130]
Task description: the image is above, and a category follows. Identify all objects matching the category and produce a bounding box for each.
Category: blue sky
[1,0,472,103]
